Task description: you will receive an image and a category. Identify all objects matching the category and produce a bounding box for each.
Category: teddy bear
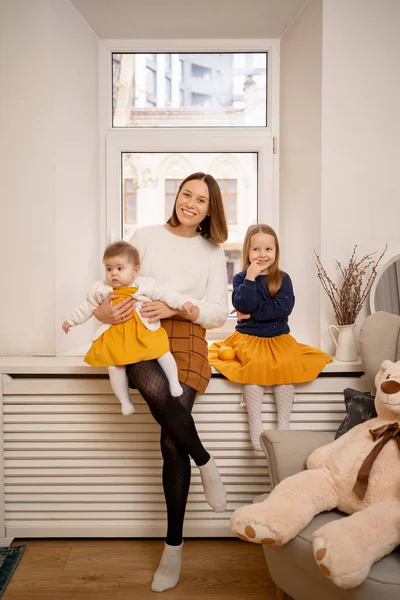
[231,359,400,589]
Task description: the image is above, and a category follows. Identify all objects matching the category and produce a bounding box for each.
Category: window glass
[112,52,267,127]
[123,179,138,224]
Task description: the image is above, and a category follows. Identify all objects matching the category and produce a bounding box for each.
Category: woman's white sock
[243,384,264,451]
[151,542,183,593]
[274,384,294,429]
[199,455,227,512]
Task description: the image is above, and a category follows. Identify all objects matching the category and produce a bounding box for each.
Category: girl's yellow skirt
[84,287,169,367]
[208,331,332,386]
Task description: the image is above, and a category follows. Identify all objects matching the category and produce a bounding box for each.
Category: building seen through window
[165,179,180,220]
[112,52,267,127]
[123,179,138,224]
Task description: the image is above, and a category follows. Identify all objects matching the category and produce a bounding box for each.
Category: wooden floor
[5,538,280,600]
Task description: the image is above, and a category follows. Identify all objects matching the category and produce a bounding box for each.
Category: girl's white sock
[243,384,264,451]
[199,455,227,512]
[151,542,183,593]
[274,384,294,429]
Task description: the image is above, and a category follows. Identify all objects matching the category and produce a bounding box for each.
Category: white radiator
[0,362,369,539]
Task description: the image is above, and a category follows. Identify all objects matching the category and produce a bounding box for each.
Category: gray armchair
[258,311,400,600]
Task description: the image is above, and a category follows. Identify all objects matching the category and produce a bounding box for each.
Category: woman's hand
[94,295,136,325]
[140,301,179,323]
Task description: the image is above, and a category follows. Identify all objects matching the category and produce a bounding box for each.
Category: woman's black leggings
[126,359,210,546]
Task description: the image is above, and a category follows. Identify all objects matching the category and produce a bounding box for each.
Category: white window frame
[100,39,280,339]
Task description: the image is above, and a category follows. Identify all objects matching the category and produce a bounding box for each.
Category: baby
[62,240,195,415]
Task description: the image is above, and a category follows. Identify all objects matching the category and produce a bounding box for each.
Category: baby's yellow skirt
[208,331,332,386]
[85,312,169,367]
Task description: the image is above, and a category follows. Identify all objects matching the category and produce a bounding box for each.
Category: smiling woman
[166,173,228,243]
[128,173,229,355]
[172,180,210,232]
[94,171,230,592]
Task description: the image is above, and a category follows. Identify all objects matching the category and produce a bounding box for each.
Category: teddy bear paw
[233,523,278,545]
[231,513,280,545]
[313,537,332,579]
[313,534,372,589]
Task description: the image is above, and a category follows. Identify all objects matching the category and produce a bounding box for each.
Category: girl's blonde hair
[103,241,140,266]
[167,172,228,244]
[242,224,283,298]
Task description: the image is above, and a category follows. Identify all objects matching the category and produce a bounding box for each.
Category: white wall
[54,0,100,354]
[320,0,400,352]
[0,0,55,355]
[280,0,400,353]
[279,0,323,346]
[0,0,99,356]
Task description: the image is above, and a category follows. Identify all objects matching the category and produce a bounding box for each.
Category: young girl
[208,224,332,451]
[62,240,194,416]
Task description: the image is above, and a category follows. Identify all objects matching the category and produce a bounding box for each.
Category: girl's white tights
[243,384,264,451]
[274,384,294,430]
[243,383,295,451]
[108,352,183,416]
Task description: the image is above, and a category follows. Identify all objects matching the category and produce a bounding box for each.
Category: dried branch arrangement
[314,245,387,325]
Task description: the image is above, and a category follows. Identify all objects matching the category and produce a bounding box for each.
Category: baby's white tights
[108,366,135,416]
[108,351,183,416]
[157,351,183,397]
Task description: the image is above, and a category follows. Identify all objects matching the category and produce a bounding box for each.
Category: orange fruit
[217,346,236,360]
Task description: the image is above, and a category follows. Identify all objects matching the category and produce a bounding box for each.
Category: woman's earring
[196,224,202,232]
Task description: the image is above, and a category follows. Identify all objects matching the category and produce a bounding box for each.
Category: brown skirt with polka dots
[161,316,211,394]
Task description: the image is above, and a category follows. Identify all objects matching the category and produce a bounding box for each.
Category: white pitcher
[328,323,358,362]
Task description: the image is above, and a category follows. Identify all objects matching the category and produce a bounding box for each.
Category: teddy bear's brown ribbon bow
[353,422,400,500]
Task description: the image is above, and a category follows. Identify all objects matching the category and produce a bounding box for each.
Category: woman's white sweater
[129,225,229,330]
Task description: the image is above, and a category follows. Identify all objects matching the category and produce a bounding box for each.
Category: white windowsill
[0,355,364,375]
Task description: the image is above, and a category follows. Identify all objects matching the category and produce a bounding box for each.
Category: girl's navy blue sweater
[232,270,295,338]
